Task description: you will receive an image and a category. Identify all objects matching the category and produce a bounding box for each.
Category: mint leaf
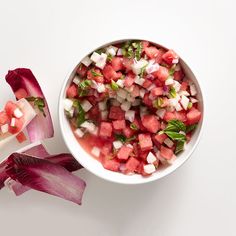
[73,100,85,127]
[169,87,177,98]
[165,131,186,141]
[164,119,186,132]
[186,124,197,133]
[107,53,113,62]
[130,123,138,130]
[175,140,185,154]
[134,41,142,60]
[26,97,46,117]
[153,97,163,109]
[115,134,136,143]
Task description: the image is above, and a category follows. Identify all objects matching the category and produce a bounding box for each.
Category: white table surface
[0,0,235,235]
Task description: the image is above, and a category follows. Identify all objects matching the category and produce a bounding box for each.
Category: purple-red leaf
[5,68,54,142]
[23,143,50,158]
[6,153,86,205]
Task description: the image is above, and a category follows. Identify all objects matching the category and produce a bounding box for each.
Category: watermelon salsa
[64,40,201,176]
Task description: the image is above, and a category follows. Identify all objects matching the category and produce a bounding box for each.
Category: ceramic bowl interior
[58,39,204,184]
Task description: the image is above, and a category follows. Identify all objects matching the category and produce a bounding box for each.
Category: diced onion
[143,164,156,174]
[81,56,92,67]
[74,128,84,138]
[125,110,135,122]
[81,100,92,112]
[147,152,157,164]
[91,147,101,157]
[113,141,123,149]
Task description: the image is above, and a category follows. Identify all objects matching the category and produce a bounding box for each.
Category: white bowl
[58,39,204,185]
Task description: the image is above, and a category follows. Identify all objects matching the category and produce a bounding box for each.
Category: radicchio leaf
[6,153,86,205]
[5,68,54,142]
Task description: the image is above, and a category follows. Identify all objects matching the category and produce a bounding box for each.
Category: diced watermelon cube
[175,111,187,122]
[101,142,113,156]
[122,58,133,71]
[102,159,120,172]
[5,101,18,117]
[143,93,152,107]
[111,57,124,71]
[142,41,150,50]
[138,133,153,151]
[180,81,188,91]
[160,145,174,160]
[144,46,159,59]
[163,112,176,121]
[103,65,119,82]
[131,85,140,97]
[162,49,179,65]
[155,48,166,64]
[154,133,168,144]
[125,157,140,173]
[124,73,135,87]
[66,84,77,98]
[186,108,201,125]
[16,131,27,143]
[8,117,24,134]
[112,119,126,130]
[76,64,88,78]
[152,66,169,81]
[15,88,28,99]
[142,79,152,89]
[123,126,135,138]
[174,70,185,81]
[141,115,160,133]
[0,111,9,125]
[117,145,133,160]
[99,122,113,137]
[109,106,125,120]
[150,87,164,97]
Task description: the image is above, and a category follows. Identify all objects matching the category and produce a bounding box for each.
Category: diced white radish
[117,48,123,56]
[146,62,159,74]
[126,94,135,103]
[97,83,106,93]
[106,46,118,56]
[113,140,123,149]
[121,101,131,111]
[190,83,197,96]
[63,99,73,112]
[91,147,101,157]
[172,58,179,64]
[90,52,101,63]
[175,102,183,111]
[168,98,178,107]
[81,100,92,112]
[164,138,174,148]
[134,76,145,85]
[98,101,107,111]
[14,108,23,118]
[101,110,108,120]
[190,97,198,103]
[116,95,124,103]
[116,79,125,88]
[139,88,146,98]
[95,53,107,69]
[147,152,157,164]
[147,84,156,91]
[81,121,96,133]
[165,77,174,85]
[1,124,9,134]
[73,75,81,85]
[167,154,177,165]
[179,90,190,96]
[132,99,141,106]
[125,110,135,122]
[173,81,181,92]
[81,56,92,67]
[156,109,166,119]
[74,128,84,138]
[110,99,120,106]
[131,59,148,75]
[10,118,16,127]
[143,164,156,174]
[180,95,189,110]
[117,89,127,99]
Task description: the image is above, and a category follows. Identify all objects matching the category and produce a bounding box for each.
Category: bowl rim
[58,38,205,185]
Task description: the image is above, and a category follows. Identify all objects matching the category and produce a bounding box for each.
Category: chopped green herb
[140,64,147,77]
[78,89,89,97]
[91,69,103,77]
[175,140,185,154]
[121,40,142,60]
[127,46,134,58]
[130,123,138,130]
[169,65,176,76]
[26,97,46,117]
[110,80,119,91]
[153,97,163,109]
[79,80,92,89]
[95,48,105,54]
[119,75,125,80]
[107,53,113,62]
[164,131,186,142]
[115,134,136,143]
[164,119,186,132]
[187,102,193,109]
[73,100,85,127]
[169,87,177,98]
[186,124,197,133]
[134,41,142,60]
